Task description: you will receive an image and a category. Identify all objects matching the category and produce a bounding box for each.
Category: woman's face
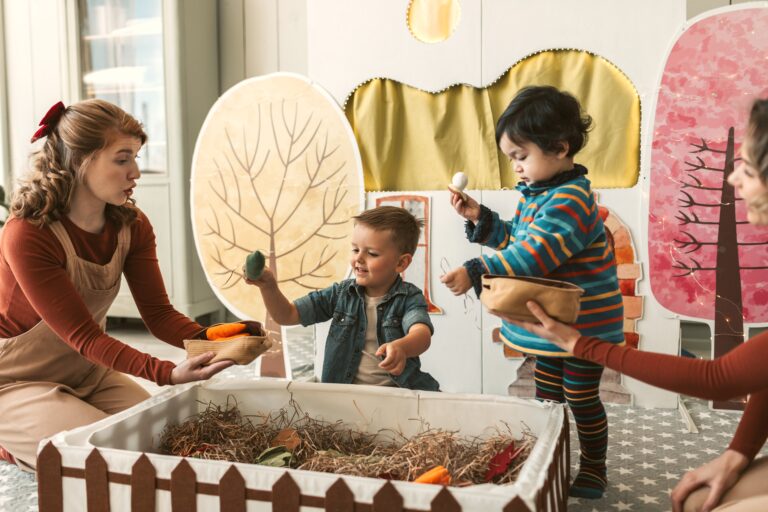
[81,134,142,207]
[728,135,768,226]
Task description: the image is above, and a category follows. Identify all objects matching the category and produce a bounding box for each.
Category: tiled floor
[0,322,762,511]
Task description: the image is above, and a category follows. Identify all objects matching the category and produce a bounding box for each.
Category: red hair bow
[30,101,66,143]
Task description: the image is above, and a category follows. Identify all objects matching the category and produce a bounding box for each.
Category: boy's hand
[440,267,472,295]
[376,342,407,375]
[242,266,276,288]
[449,190,481,222]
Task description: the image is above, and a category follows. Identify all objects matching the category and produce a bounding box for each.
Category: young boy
[441,86,624,499]
[246,206,439,391]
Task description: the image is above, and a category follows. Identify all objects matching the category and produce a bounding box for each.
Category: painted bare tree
[192,75,363,378]
[673,132,767,370]
[648,8,768,409]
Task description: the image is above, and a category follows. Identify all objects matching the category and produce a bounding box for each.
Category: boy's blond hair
[352,206,423,255]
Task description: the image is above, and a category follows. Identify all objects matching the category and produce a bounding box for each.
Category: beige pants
[684,457,768,512]
[0,371,148,471]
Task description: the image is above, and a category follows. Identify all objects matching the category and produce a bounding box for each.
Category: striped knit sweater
[465,167,624,357]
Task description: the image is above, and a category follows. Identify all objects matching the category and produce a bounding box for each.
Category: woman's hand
[242,267,277,289]
[170,352,234,385]
[671,450,749,512]
[449,190,481,222]
[440,267,472,295]
[503,301,581,353]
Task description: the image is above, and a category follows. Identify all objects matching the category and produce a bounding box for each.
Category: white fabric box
[38,379,568,511]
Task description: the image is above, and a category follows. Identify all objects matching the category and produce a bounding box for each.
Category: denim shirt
[294,276,440,391]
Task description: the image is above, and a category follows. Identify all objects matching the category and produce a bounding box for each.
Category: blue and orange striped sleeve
[479,184,601,277]
[465,201,522,249]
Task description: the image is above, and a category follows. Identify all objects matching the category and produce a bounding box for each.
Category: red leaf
[484,441,524,482]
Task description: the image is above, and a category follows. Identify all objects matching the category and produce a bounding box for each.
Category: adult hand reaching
[170,352,234,385]
[671,450,748,512]
[501,301,581,353]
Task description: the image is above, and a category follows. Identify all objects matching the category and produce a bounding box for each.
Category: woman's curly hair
[11,99,147,226]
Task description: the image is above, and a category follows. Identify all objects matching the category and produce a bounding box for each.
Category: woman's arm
[574,335,768,400]
[124,212,204,345]
[512,301,768,400]
[3,219,179,385]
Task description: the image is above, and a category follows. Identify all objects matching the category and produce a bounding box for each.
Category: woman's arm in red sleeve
[573,332,768,400]
[728,389,768,461]
[123,211,204,347]
[3,219,176,385]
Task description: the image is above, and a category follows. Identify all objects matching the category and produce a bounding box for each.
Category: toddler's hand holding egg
[448,171,468,201]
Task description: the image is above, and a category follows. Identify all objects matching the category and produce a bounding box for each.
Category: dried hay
[159,396,536,486]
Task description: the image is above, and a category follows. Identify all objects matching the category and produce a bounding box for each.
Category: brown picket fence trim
[37,412,569,511]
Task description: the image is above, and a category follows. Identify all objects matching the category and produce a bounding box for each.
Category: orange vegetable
[270,428,301,452]
[206,322,247,340]
[208,333,250,342]
[414,465,451,485]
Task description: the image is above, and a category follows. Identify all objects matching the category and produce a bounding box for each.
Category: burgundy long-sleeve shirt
[0,211,203,385]
[575,335,768,461]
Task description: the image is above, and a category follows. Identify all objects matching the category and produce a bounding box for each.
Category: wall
[217,0,307,93]
[217,0,755,87]
[0,0,756,187]
[688,0,754,18]
[1,0,69,185]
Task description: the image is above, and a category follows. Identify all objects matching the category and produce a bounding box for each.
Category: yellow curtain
[345,50,640,191]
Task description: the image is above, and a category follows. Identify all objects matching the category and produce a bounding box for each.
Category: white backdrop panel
[307,0,483,103]
[482,0,685,95]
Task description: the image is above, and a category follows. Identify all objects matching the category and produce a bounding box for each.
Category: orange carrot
[414,465,451,485]
[208,333,250,342]
[206,322,247,340]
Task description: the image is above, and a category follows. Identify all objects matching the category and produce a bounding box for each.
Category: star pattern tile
[568,399,768,512]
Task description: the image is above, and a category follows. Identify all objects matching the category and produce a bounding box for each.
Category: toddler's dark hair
[495,85,592,157]
[353,206,423,255]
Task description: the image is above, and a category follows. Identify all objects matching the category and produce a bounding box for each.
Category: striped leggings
[535,357,607,478]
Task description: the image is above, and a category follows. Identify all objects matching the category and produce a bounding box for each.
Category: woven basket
[480,274,584,324]
[183,335,272,365]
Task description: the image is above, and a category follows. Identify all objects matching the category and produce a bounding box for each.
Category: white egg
[451,171,468,190]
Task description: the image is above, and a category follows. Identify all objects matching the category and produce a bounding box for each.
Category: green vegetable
[256,446,292,467]
[245,250,265,280]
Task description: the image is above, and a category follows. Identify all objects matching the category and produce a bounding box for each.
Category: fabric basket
[184,334,272,365]
[480,274,584,324]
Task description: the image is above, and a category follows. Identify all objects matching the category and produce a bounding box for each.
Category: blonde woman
[508,99,768,512]
[0,100,242,471]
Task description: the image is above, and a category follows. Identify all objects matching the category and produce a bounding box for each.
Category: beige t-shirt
[353,294,395,386]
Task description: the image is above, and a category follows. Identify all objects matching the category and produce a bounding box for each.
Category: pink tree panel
[649,7,768,322]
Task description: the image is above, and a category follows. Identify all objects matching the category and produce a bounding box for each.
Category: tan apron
[0,221,150,471]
